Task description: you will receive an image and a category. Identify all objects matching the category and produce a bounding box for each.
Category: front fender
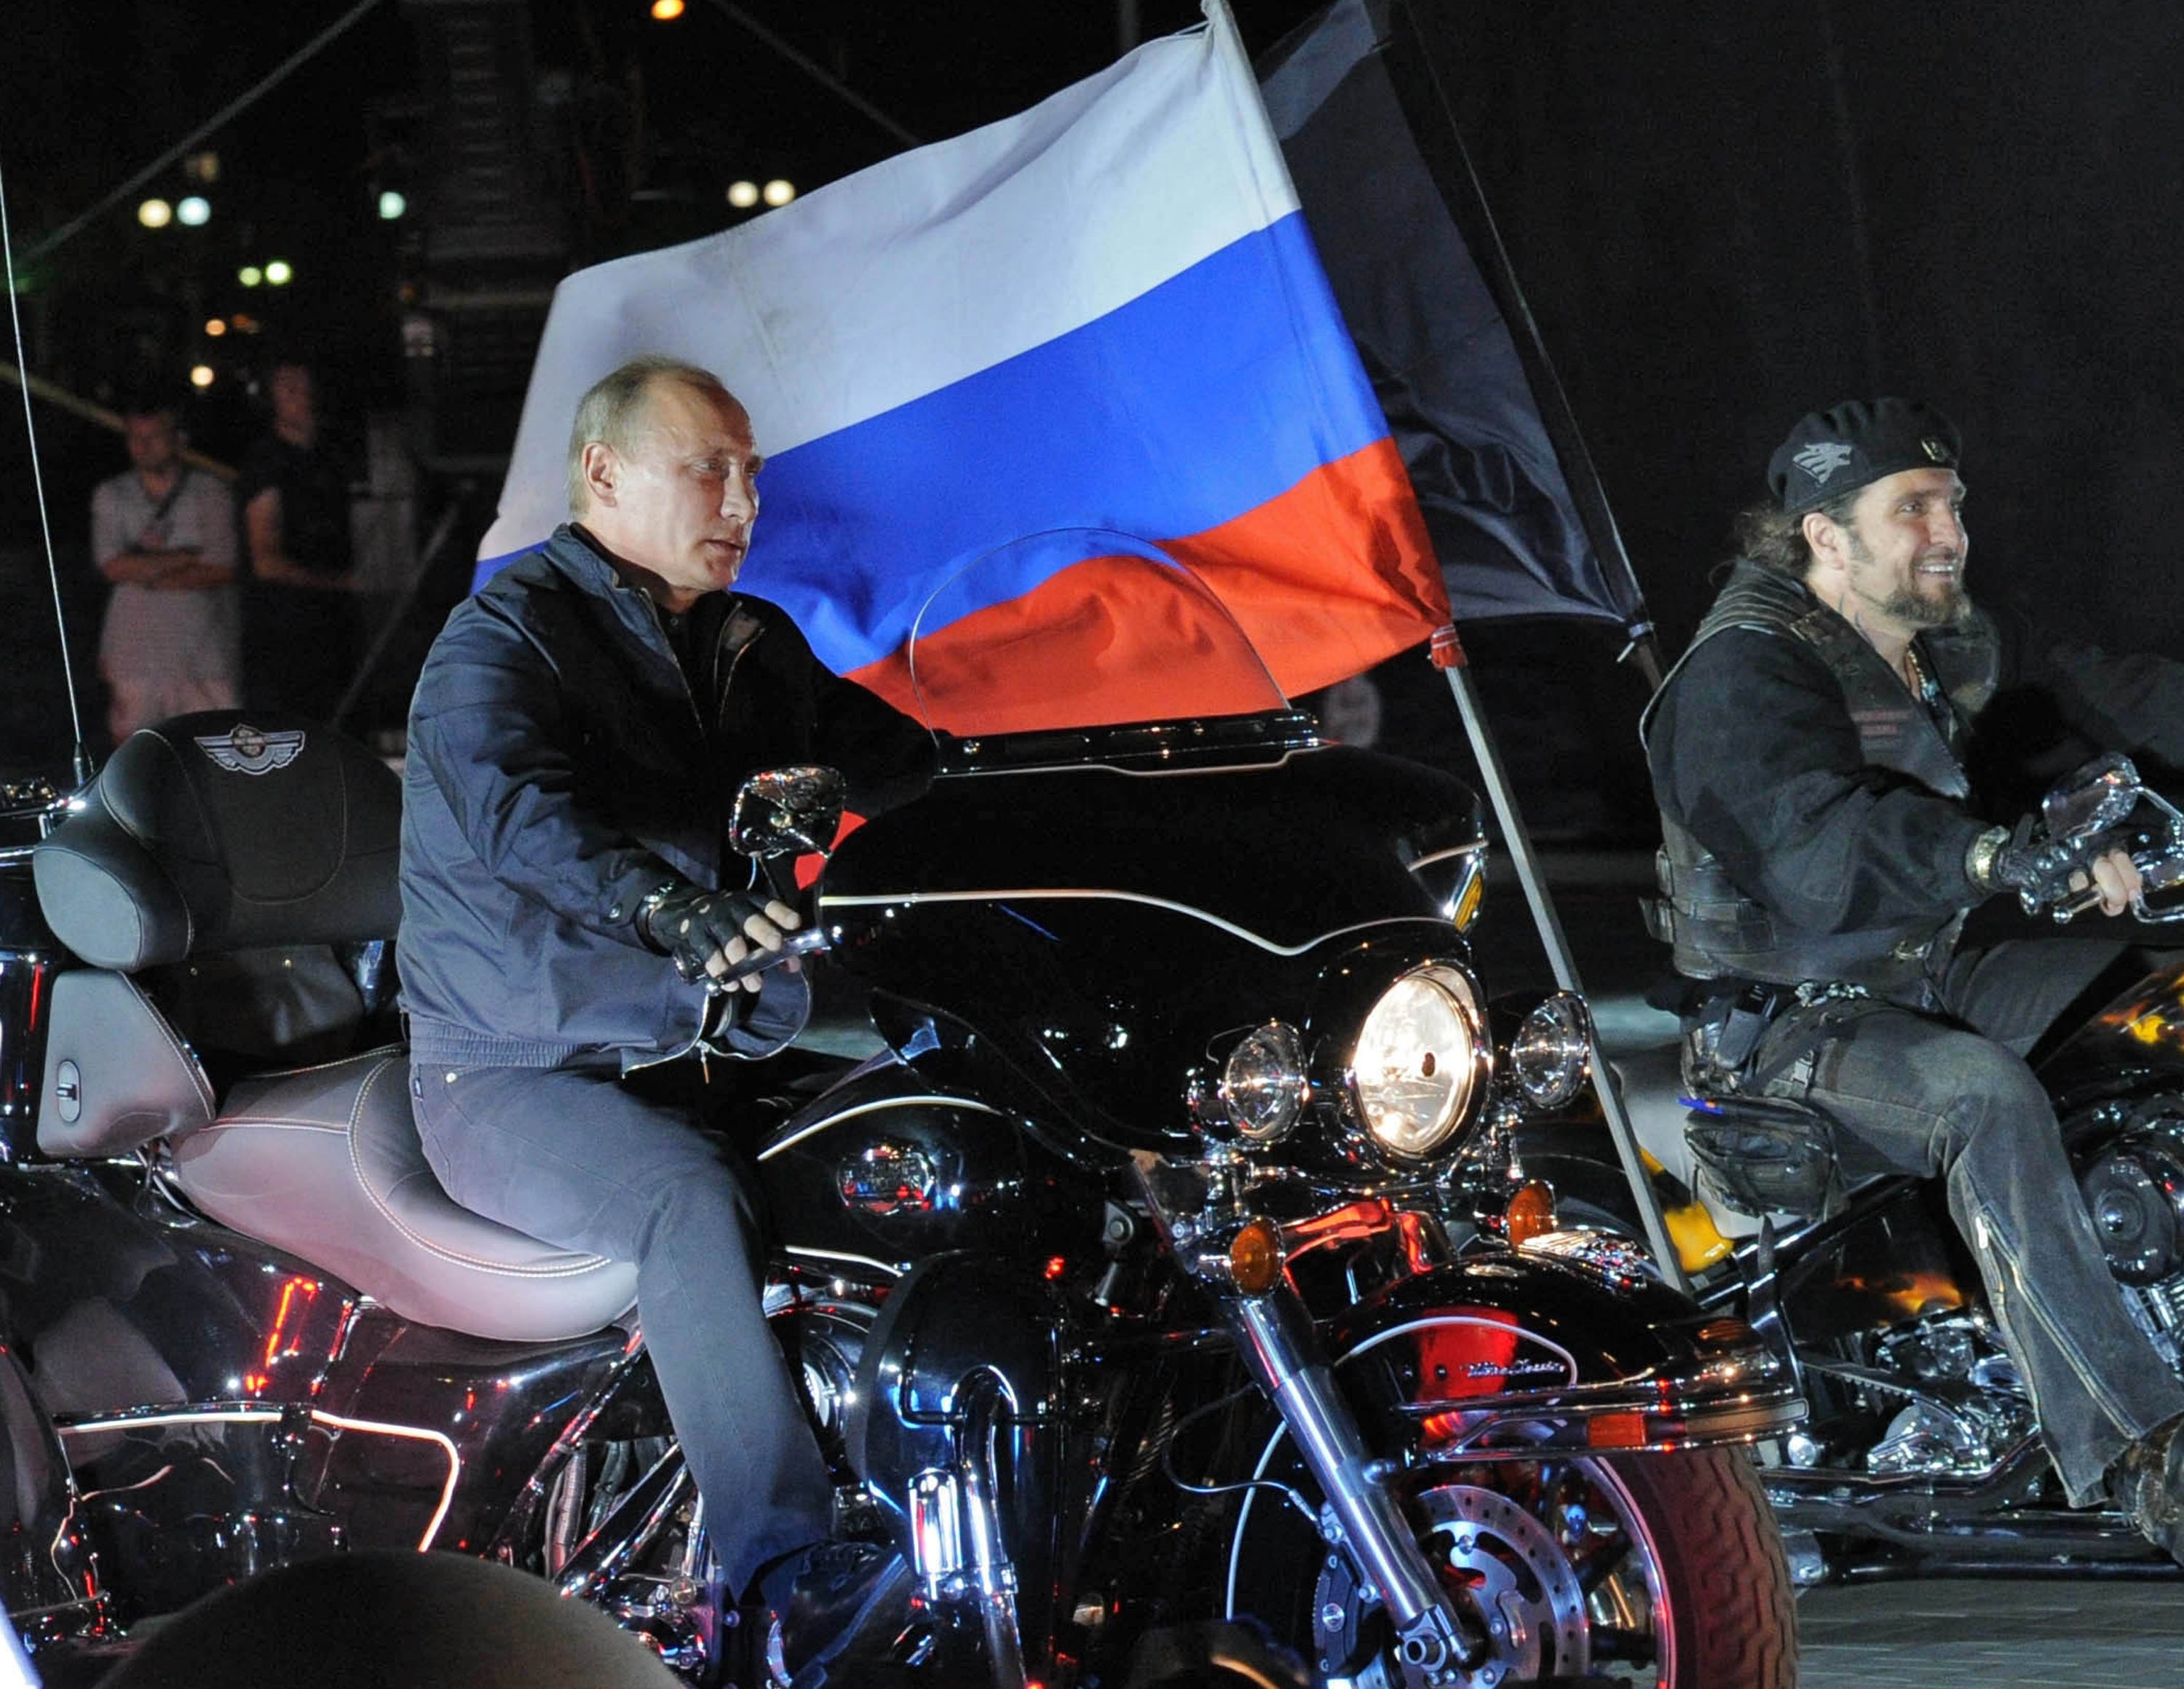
[1324,1247,1804,1457]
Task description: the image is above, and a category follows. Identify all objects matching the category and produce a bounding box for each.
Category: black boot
[2110,1412,2184,1563]
[755,1540,914,1688]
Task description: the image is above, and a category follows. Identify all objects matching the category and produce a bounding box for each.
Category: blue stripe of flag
[740,211,1383,674]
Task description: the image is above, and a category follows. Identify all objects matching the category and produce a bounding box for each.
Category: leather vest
[1641,563,2000,995]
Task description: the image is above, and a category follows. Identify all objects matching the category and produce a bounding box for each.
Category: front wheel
[1226,1446,1794,1688]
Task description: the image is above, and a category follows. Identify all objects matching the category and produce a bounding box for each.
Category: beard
[1874,573,1969,628]
[1845,527,1969,628]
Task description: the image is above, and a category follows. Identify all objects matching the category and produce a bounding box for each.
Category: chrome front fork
[1228,1289,1484,1686]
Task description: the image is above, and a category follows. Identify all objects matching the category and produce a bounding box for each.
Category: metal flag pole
[1431,628,1687,1290]
[1329,2,1682,1278]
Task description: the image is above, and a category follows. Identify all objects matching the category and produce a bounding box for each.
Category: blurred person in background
[235,360,360,721]
[89,395,240,743]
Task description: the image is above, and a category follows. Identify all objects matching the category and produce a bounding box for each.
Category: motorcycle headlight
[1348,964,1488,1161]
[1219,1021,1310,1144]
[1510,991,1594,1109]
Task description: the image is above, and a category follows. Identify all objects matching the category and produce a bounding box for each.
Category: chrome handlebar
[2043,759,2184,926]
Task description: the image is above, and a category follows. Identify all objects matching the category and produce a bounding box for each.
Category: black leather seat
[33,712,637,1342]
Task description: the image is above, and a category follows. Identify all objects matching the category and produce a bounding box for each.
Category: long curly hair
[1731,487,1861,577]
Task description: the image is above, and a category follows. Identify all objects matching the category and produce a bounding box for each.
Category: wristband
[1964,825,2010,893]
[632,879,685,951]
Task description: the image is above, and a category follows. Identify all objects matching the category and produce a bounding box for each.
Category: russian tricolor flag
[478,1,1449,735]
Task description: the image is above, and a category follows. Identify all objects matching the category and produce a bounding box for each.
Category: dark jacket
[398,524,934,1069]
[1645,563,2184,998]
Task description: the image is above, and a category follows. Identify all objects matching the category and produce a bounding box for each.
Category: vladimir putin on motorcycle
[398,355,934,1681]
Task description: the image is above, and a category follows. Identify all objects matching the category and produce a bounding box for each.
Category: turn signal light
[1506,1179,1557,1248]
[1229,1219,1283,1295]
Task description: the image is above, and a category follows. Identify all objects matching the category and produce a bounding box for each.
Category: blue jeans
[1754,939,2184,1504]
[411,1061,835,1589]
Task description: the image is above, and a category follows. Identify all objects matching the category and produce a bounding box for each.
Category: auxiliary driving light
[1510,992,1593,1109]
[1219,1021,1308,1144]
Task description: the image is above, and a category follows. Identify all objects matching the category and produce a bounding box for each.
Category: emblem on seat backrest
[194,724,307,777]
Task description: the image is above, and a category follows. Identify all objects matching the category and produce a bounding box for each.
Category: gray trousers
[411,1061,835,1590]
[1754,939,2184,1504]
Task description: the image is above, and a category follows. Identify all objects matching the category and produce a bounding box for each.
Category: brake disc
[1310,1483,1590,1688]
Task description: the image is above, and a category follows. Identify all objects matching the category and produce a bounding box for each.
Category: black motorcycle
[0,543,1799,1688]
[1583,753,2184,1586]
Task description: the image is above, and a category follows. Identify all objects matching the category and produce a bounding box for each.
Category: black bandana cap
[1768,397,1963,515]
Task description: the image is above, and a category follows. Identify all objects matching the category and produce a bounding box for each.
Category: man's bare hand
[2078,848,2145,919]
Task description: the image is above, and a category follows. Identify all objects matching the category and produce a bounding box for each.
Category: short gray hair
[566,355,733,515]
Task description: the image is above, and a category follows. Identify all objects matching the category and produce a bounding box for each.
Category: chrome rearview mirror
[2041,753,2142,845]
[729,766,846,859]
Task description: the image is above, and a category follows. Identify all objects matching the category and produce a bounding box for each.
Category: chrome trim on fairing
[55,1403,462,1548]
[820,888,1425,960]
[758,1094,1005,1164]
[941,716,1324,777]
[1404,842,1487,872]
[783,1243,906,1279]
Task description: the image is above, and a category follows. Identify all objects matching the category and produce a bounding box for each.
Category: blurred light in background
[177,197,210,226]
[762,179,796,207]
[138,199,173,229]
[264,260,293,285]
[205,318,227,337]
[238,266,264,287]
[189,365,215,389]
[183,151,220,184]
[379,189,408,221]
[651,0,686,18]
[727,180,760,208]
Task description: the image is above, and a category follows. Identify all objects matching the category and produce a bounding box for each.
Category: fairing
[820,742,1482,1155]
[756,1061,1107,1276]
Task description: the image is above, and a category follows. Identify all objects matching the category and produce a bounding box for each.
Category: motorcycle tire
[1225,1444,1794,1688]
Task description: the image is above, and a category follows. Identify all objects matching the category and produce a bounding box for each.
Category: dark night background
[3,0,2180,842]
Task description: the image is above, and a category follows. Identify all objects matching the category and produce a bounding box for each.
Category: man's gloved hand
[1969,816,2129,914]
[636,879,802,992]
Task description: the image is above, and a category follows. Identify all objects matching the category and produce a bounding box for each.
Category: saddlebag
[1683,1095,1839,1219]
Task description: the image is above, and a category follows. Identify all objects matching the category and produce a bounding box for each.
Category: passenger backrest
[31,713,402,1156]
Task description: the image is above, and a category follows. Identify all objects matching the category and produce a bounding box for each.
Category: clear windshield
[900,530,1289,736]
